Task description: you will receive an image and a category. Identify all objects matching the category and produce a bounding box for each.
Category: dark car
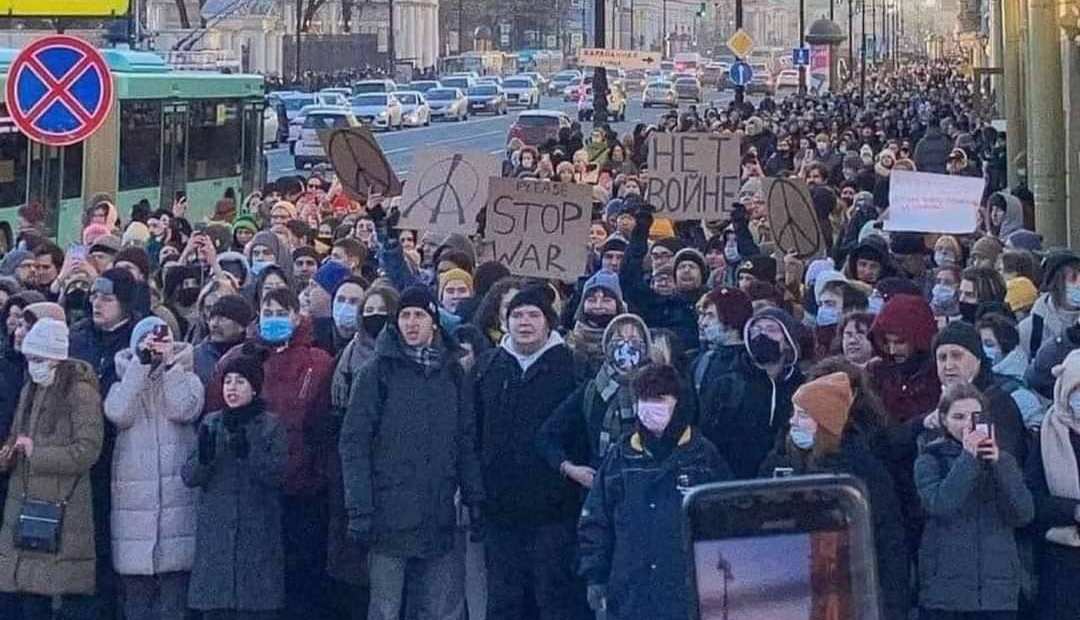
[506,110,572,147]
[466,84,509,115]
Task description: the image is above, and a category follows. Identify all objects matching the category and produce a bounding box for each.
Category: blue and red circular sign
[5,35,114,147]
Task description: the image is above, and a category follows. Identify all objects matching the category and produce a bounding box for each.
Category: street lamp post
[798,0,806,94]
[593,0,609,123]
[860,0,866,97]
[870,0,875,63]
[733,0,744,105]
[662,0,667,55]
[848,0,854,78]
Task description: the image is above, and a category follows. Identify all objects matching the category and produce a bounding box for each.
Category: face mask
[1069,392,1080,416]
[983,345,1000,365]
[701,323,726,347]
[790,426,815,450]
[249,260,272,277]
[934,251,955,267]
[959,301,978,323]
[584,312,615,330]
[723,246,740,262]
[27,359,56,385]
[260,316,294,343]
[748,333,783,365]
[637,400,674,434]
[332,301,359,331]
[362,313,388,339]
[609,339,645,373]
[931,284,955,305]
[816,306,840,327]
[868,295,884,315]
[1067,284,1080,308]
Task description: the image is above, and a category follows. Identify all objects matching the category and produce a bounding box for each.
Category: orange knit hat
[791,372,854,437]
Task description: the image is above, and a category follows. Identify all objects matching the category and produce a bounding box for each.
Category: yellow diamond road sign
[726,29,754,58]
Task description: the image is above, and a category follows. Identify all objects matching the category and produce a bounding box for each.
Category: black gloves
[228,427,250,460]
[197,425,216,465]
[136,347,154,366]
[468,505,485,543]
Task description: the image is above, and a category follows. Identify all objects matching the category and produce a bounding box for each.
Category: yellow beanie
[1005,277,1038,313]
[438,268,474,297]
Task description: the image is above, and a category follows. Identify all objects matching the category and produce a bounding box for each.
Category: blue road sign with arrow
[792,47,810,67]
[729,60,753,87]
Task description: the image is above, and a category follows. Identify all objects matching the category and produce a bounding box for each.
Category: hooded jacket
[844,235,896,285]
[913,124,951,174]
[104,343,204,575]
[868,295,941,425]
[1018,293,1080,359]
[242,231,294,301]
[994,190,1025,238]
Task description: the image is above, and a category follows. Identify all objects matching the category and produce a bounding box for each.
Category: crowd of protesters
[0,59,1073,620]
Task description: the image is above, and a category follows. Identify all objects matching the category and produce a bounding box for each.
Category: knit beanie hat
[232,215,258,236]
[270,201,298,220]
[674,247,708,278]
[314,260,350,296]
[970,235,1004,263]
[114,246,152,279]
[221,353,265,395]
[89,235,121,256]
[1005,230,1042,252]
[599,236,629,255]
[0,249,33,277]
[21,318,69,361]
[473,262,511,297]
[81,223,111,246]
[92,268,138,316]
[1005,277,1038,313]
[23,301,65,324]
[210,294,255,327]
[932,320,986,366]
[653,237,684,255]
[506,285,557,329]
[130,315,168,351]
[583,269,623,304]
[292,246,319,264]
[704,287,753,333]
[121,221,151,248]
[438,268,474,298]
[398,286,439,322]
[792,372,853,437]
[736,255,778,284]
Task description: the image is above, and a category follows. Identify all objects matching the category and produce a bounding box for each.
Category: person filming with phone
[915,382,1033,620]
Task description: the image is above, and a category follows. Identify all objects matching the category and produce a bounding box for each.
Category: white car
[351,93,403,130]
[288,103,329,145]
[500,76,540,108]
[642,80,678,107]
[315,91,349,107]
[353,79,398,94]
[774,69,806,96]
[426,87,469,121]
[395,91,431,127]
[262,105,279,147]
[294,107,360,169]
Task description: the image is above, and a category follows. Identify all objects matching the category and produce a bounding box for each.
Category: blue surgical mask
[260,316,294,343]
[868,295,884,315]
[332,301,359,331]
[816,305,840,327]
[931,283,956,304]
[250,260,272,276]
[701,323,725,347]
[1069,392,1080,416]
[790,427,815,450]
[982,345,1000,364]
[1068,284,1080,308]
[724,245,740,262]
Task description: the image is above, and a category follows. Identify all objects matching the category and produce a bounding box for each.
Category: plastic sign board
[578,48,661,70]
[2,0,129,16]
[792,47,810,66]
[5,35,114,147]
[726,29,754,58]
[728,60,753,86]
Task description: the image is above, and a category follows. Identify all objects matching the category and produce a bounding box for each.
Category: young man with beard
[191,294,254,387]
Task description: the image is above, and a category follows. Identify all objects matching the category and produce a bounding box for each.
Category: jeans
[18,594,97,620]
[121,572,190,620]
[483,521,589,620]
[368,550,464,620]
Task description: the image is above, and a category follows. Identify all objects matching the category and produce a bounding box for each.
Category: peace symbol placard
[322,126,403,199]
[397,147,502,235]
[762,177,826,258]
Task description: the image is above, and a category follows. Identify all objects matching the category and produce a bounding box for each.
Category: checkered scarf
[402,343,442,374]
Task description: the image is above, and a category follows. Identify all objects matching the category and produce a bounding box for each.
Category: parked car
[408,80,441,94]
[673,75,704,102]
[506,110,572,147]
[353,79,397,94]
[294,107,360,168]
[548,69,582,95]
[642,80,678,108]
[466,84,509,115]
[395,91,431,127]
[501,76,541,108]
[426,87,469,121]
[315,91,349,107]
[279,92,316,122]
[351,93,403,130]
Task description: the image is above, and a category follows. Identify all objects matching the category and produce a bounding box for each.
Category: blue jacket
[578,427,731,620]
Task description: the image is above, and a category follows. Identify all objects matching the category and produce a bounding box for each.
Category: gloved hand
[586,584,607,611]
[197,425,216,465]
[228,427,249,460]
[468,505,485,543]
[347,513,373,545]
[136,346,154,366]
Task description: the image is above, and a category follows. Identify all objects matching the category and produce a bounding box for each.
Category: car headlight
[377,111,388,118]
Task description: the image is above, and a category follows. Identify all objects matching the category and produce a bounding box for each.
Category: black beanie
[506,285,557,329]
[210,294,255,327]
[398,286,439,322]
[221,353,264,395]
[93,268,139,316]
[932,320,986,366]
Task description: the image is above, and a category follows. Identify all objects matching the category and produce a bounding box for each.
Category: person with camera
[0,317,104,619]
[915,382,1033,620]
[103,316,204,620]
[183,352,288,620]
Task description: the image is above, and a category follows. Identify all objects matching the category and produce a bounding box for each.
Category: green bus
[0,46,265,247]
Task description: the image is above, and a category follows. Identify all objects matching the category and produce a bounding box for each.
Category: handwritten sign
[885,170,984,234]
[322,127,402,199]
[643,133,742,221]
[485,178,592,281]
[762,177,826,258]
[398,148,502,235]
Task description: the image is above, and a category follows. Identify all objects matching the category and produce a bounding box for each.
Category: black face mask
[748,333,783,365]
[583,312,615,330]
[959,301,978,324]
[362,313,388,339]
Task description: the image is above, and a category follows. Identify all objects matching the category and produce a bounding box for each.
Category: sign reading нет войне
[643,132,742,222]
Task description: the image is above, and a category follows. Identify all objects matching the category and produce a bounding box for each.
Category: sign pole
[734,0,744,106]
[592,0,609,123]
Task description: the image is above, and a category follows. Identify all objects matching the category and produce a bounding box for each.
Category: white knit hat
[21,318,69,361]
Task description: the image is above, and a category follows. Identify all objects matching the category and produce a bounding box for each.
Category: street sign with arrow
[729,60,754,87]
[578,48,661,70]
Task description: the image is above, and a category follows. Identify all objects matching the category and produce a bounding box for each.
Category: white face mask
[637,400,674,434]
[27,359,57,385]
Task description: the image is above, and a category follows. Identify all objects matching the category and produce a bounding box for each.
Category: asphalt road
[266,88,738,182]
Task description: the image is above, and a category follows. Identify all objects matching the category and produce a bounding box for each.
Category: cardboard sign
[885,170,984,234]
[762,177,826,258]
[485,178,592,281]
[398,148,502,235]
[322,126,403,199]
[643,133,742,221]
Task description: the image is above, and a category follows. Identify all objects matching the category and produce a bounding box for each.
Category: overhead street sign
[729,60,753,87]
[726,28,754,58]
[2,0,129,16]
[578,48,661,70]
[5,35,114,147]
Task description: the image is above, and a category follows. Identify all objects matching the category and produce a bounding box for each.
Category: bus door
[160,102,188,209]
[27,142,82,237]
[240,98,264,197]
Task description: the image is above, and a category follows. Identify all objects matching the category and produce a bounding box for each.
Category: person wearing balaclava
[578,363,731,620]
[566,270,626,377]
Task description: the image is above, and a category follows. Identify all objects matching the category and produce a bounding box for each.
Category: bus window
[188,100,242,181]
[62,143,83,200]
[119,100,163,190]
[0,116,28,209]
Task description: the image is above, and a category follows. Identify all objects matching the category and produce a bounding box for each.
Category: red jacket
[207,317,334,495]
[869,294,941,425]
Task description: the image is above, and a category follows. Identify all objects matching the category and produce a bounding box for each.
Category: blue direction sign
[5,35,114,147]
[792,47,810,67]
[729,60,753,87]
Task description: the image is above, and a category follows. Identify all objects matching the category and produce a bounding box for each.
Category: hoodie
[499,330,565,374]
[994,191,1025,238]
[868,294,941,425]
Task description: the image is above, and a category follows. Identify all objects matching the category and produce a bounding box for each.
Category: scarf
[331,332,376,412]
[567,320,605,361]
[1041,404,1080,546]
[595,363,638,456]
[223,397,264,432]
[403,343,441,374]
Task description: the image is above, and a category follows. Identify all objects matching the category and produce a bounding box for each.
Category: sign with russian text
[643,132,741,221]
[578,48,661,70]
[885,170,984,234]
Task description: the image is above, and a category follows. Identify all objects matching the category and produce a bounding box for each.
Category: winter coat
[578,428,731,620]
[192,337,234,389]
[182,406,288,611]
[913,126,951,174]
[0,360,103,596]
[339,327,484,559]
[104,344,204,576]
[868,294,941,426]
[1018,293,1080,359]
[1026,428,1080,619]
[915,438,1033,611]
[993,346,1048,429]
[994,190,1025,238]
[474,341,582,526]
[758,432,910,620]
[206,317,334,496]
[0,347,24,443]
